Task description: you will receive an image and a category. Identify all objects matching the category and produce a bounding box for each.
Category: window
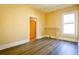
[62,12,76,36]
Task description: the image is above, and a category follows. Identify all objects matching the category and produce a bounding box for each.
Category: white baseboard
[0,36,44,50]
[0,36,77,50]
[37,36,44,39]
[43,35,77,42]
[58,37,77,42]
[0,39,29,50]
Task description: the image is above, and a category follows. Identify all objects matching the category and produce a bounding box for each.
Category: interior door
[30,17,36,42]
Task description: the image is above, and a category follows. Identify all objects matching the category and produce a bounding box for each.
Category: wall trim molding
[0,36,43,50]
[44,35,77,42]
[58,37,77,42]
[0,36,77,50]
[37,36,44,39]
[0,39,29,50]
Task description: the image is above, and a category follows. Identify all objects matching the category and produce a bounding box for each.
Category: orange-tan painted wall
[0,5,45,45]
[0,4,78,45]
[44,5,79,42]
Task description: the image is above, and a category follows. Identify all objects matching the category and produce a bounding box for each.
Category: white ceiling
[29,4,74,13]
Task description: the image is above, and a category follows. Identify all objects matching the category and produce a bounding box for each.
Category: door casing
[28,16,38,42]
[30,17,36,42]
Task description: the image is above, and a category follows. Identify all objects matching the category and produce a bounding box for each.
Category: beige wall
[0,4,78,45]
[0,5,45,45]
[45,5,79,42]
[78,5,79,41]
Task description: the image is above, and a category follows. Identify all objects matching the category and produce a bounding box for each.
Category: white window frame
[61,10,78,37]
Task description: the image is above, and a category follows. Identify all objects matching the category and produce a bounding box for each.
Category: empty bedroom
[0,4,79,55]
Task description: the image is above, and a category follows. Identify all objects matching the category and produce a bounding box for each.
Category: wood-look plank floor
[0,38,78,55]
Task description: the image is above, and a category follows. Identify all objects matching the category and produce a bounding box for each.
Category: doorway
[30,17,37,42]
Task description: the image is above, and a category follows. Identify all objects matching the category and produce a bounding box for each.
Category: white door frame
[27,16,39,41]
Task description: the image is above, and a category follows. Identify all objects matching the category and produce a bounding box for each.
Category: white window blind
[63,12,76,35]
